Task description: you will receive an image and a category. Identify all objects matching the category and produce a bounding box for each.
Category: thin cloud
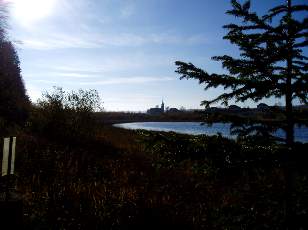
[52,66,104,75]
[23,71,100,79]
[19,32,208,50]
[22,53,173,82]
[27,74,174,86]
[52,72,98,78]
[21,35,102,50]
[33,79,59,84]
[78,76,174,86]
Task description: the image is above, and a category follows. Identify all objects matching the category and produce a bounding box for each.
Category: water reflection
[114,122,308,143]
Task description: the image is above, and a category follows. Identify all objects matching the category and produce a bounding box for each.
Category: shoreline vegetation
[13,123,308,229]
[96,106,308,125]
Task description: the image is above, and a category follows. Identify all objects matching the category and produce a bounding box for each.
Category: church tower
[161,99,165,113]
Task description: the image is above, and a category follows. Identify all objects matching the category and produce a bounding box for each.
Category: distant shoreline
[95,111,204,125]
[95,106,308,125]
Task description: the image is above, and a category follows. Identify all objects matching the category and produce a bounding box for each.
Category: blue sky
[5,0,307,111]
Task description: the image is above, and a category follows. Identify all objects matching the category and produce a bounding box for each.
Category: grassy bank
[12,125,308,229]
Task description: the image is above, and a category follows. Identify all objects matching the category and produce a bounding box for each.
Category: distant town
[147,100,183,115]
[96,100,308,125]
[146,100,308,115]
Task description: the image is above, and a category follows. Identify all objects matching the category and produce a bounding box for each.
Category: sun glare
[8,0,56,25]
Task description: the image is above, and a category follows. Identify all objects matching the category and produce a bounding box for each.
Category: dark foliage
[0,3,29,131]
[29,87,102,144]
[139,130,287,170]
[175,0,308,146]
[14,128,308,229]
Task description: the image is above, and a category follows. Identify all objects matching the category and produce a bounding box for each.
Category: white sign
[1,137,16,176]
[10,137,16,175]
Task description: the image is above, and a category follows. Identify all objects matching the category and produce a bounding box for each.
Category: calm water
[114,122,308,143]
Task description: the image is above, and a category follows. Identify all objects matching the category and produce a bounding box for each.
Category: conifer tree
[175,0,307,146]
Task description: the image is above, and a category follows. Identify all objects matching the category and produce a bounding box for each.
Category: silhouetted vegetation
[29,87,101,144]
[13,127,308,229]
[96,110,204,124]
[0,4,29,133]
[175,0,308,147]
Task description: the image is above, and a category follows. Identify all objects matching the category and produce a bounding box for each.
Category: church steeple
[161,99,165,112]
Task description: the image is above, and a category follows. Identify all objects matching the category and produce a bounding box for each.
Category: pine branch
[263,5,287,21]
[227,0,272,30]
[175,61,244,88]
[223,24,266,31]
[291,5,308,12]
[294,40,308,48]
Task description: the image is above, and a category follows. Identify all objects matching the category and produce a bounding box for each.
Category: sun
[8,0,57,25]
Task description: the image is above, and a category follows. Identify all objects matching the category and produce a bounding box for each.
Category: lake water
[114,122,308,143]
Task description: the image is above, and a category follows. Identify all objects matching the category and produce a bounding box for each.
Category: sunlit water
[114,122,308,143]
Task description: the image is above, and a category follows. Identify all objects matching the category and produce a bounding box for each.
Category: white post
[1,138,10,176]
[10,137,16,175]
[1,137,16,176]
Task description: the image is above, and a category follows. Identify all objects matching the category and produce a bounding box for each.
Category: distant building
[147,100,165,115]
[167,108,180,113]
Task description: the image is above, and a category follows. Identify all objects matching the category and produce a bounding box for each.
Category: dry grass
[12,126,308,229]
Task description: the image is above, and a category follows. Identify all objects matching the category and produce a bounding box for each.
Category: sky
[3,0,308,111]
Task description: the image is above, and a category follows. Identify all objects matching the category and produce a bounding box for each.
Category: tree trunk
[285,76,294,148]
[285,2,295,230]
[285,0,294,148]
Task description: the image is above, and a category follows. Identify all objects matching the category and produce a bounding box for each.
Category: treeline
[96,110,204,124]
[204,106,308,125]
[0,4,29,134]
[96,106,308,129]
